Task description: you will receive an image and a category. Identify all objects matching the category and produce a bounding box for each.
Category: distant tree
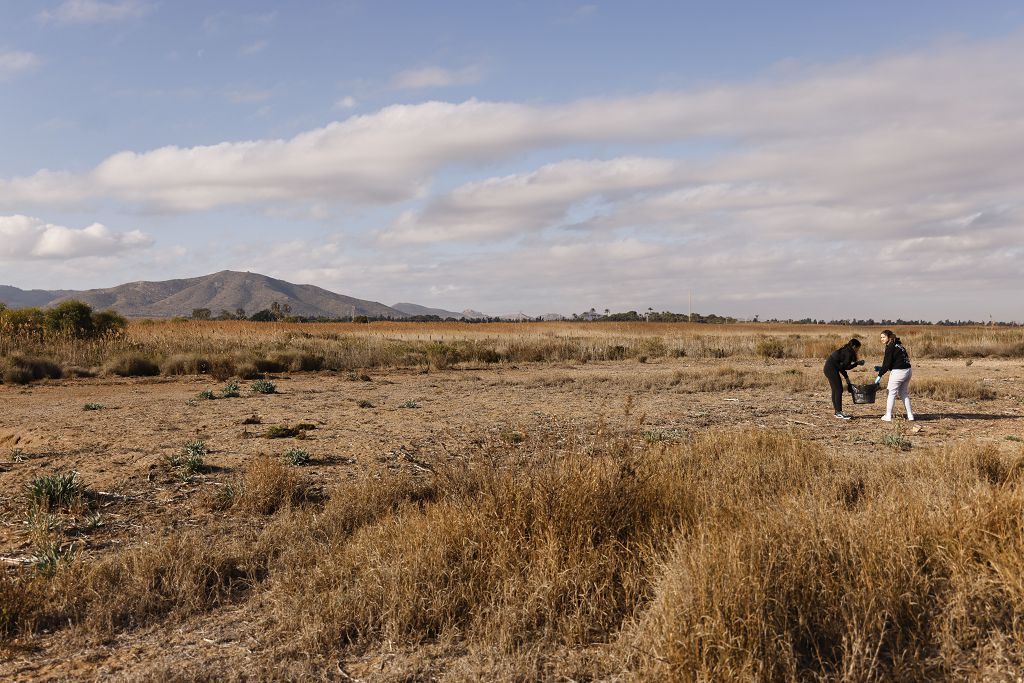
[235,307,246,319]
[191,308,212,320]
[91,310,127,336]
[45,300,95,337]
[352,315,369,324]
[270,301,282,319]
[249,309,276,322]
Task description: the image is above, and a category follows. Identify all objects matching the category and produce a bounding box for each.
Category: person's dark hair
[881,329,902,345]
[848,338,861,349]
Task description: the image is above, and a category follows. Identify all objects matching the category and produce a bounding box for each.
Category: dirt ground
[1,356,1022,680]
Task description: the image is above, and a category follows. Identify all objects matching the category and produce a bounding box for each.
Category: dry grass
[912,376,998,401]
[2,321,1023,382]
[5,423,1024,678]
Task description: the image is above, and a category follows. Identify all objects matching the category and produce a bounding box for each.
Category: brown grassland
[1,321,1023,681]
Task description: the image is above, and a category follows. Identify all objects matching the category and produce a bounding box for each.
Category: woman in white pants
[876,329,914,421]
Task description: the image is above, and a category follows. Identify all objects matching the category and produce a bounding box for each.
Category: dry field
[1,322,1023,681]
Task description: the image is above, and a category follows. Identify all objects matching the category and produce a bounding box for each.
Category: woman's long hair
[881,329,900,345]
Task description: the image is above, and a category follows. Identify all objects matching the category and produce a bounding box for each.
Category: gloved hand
[856,359,865,366]
[873,365,882,373]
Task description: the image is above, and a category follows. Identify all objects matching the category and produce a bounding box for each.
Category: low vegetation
[2,318,1023,383]
[3,426,1024,678]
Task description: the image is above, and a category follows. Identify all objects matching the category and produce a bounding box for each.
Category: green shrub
[166,440,207,478]
[197,390,216,400]
[221,380,241,398]
[83,403,104,411]
[162,354,212,376]
[284,448,311,466]
[250,379,277,394]
[26,471,84,510]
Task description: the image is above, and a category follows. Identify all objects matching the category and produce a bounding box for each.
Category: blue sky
[2,1,1023,319]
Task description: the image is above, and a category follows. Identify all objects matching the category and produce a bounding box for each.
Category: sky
[1,1,1023,320]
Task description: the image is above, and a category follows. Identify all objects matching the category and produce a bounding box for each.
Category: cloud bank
[0,215,152,260]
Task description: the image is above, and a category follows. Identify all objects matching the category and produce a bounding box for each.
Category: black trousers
[823,361,845,413]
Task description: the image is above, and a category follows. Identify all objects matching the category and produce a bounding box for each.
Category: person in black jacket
[875,329,914,421]
[824,338,864,419]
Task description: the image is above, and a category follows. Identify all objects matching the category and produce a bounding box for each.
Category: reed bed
[2,321,1022,381]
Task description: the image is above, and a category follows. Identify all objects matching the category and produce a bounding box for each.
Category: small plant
[251,379,277,394]
[10,448,26,462]
[26,471,84,510]
[82,511,104,531]
[242,413,262,425]
[167,439,207,478]
[83,402,104,411]
[400,400,421,409]
[1007,435,1022,443]
[209,482,237,511]
[357,399,374,408]
[755,337,786,359]
[32,540,75,575]
[221,380,241,398]
[643,428,688,443]
[197,389,216,400]
[883,425,912,452]
[285,447,311,466]
[264,424,316,439]
[500,429,526,445]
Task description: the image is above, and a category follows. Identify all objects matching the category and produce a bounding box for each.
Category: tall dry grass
[3,321,1023,381]
[4,425,1024,678]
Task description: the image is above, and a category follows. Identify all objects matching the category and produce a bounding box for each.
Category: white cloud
[334,96,357,110]
[38,0,152,24]
[0,215,153,260]
[383,157,685,243]
[238,40,269,57]
[390,65,482,90]
[0,51,41,80]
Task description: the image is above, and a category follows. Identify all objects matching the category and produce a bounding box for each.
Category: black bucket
[850,383,879,404]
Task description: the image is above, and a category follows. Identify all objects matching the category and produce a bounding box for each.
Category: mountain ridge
[0,271,409,319]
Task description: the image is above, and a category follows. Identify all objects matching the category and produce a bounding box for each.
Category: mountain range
[0,271,482,320]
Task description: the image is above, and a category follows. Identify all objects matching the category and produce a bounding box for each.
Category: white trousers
[885,368,913,418]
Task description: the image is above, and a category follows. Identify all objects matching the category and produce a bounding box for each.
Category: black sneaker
[834,412,852,420]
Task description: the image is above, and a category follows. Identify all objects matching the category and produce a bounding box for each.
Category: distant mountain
[0,285,73,309]
[0,271,408,319]
[461,309,489,320]
[392,302,465,319]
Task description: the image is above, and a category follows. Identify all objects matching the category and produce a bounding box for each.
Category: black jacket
[879,340,911,376]
[826,344,860,382]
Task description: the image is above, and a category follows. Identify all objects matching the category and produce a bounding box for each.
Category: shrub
[83,403,104,411]
[357,399,374,408]
[103,354,160,377]
[250,379,277,395]
[285,448,311,466]
[2,354,64,384]
[221,380,241,398]
[44,300,95,338]
[162,354,212,376]
[166,440,206,478]
[26,471,84,510]
[197,390,216,400]
[755,337,787,359]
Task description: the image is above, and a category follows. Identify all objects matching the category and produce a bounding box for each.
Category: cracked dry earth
[1,356,1022,680]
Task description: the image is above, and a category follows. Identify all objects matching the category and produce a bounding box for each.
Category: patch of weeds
[242,413,262,425]
[166,439,206,479]
[197,389,216,400]
[400,400,421,409]
[10,448,26,463]
[82,511,104,531]
[883,425,912,452]
[32,540,76,575]
[347,372,372,382]
[209,482,237,511]
[638,355,648,364]
[82,402,104,411]
[285,447,311,466]
[1007,435,1022,443]
[250,379,277,394]
[265,423,316,439]
[500,429,526,445]
[357,399,374,409]
[221,380,241,398]
[643,428,688,443]
[26,471,84,510]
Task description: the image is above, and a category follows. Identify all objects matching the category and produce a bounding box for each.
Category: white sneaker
[835,412,851,420]
[907,416,915,421]
[881,415,892,422]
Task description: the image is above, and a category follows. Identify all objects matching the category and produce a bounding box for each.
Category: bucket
[850,383,879,404]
